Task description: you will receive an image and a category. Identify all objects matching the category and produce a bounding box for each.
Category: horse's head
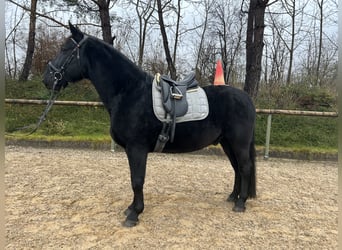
[43,22,88,91]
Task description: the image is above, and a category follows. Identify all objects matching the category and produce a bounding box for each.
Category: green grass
[5,78,338,153]
[6,104,110,137]
[254,115,337,152]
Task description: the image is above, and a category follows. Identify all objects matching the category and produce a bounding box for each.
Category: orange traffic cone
[213,60,225,85]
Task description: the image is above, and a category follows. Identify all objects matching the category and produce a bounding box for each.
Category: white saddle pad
[152,75,209,123]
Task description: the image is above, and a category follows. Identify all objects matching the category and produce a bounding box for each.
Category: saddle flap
[160,81,188,116]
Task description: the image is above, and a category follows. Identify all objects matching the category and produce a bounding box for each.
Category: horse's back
[163,85,255,153]
[204,85,255,115]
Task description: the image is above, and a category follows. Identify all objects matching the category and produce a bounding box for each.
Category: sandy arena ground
[5,146,338,249]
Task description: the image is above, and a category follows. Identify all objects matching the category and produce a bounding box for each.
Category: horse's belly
[162,123,221,153]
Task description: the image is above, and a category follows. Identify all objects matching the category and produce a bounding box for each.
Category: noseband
[48,35,88,91]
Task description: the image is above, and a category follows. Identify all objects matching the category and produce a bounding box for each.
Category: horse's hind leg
[232,149,253,212]
[220,140,240,202]
[123,145,148,227]
[221,138,256,212]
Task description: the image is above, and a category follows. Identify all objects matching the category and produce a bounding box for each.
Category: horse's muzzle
[42,68,55,90]
[42,66,68,91]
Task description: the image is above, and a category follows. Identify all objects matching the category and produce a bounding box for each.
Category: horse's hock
[5,146,338,249]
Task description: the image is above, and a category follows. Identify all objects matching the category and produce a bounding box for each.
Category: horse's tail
[248,133,257,198]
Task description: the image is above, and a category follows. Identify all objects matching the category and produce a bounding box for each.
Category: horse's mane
[84,34,146,76]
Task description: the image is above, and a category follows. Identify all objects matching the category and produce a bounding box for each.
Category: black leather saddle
[159,72,198,117]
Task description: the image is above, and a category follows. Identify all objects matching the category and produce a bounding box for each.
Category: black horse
[43,23,256,227]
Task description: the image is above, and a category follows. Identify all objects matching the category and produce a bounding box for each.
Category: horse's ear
[69,21,84,42]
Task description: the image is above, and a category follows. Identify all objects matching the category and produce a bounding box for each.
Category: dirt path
[5,146,338,249]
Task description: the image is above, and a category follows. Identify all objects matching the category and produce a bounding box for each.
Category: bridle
[48,35,88,91]
[8,35,88,136]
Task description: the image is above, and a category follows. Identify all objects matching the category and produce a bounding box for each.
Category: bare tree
[282,0,295,85]
[194,0,212,72]
[19,0,37,81]
[62,0,117,44]
[32,24,66,75]
[130,0,156,67]
[315,0,323,86]
[276,0,308,85]
[172,0,181,65]
[7,0,69,28]
[243,0,273,97]
[97,0,116,44]
[196,41,217,85]
[266,23,288,86]
[295,0,337,87]
[156,0,177,79]
[5,4,25,78]
[192,0,216,84]
[5,0,338,89]
[213,0,246,84]
[143,42,169,75]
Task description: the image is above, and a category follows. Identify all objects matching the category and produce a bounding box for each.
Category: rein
[7,92,59,136]
[7,35,88,136]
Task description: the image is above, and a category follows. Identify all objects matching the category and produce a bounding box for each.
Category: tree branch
[7,0,68,29]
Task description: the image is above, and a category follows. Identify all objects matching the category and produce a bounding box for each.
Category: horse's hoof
[232,205,246,212]
[122,219,138,227]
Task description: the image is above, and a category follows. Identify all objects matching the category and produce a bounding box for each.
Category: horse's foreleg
[123,146,148,227]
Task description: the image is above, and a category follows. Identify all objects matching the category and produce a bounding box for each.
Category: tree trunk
[156,0,177,80]
[172,0,181,65]
[195,0,210,72]
[243,0,268,98]
[19,0,37,81]
[97,0,114,45]
[315,0,323,86]
[135,0,155,67]
[285,0,296,85]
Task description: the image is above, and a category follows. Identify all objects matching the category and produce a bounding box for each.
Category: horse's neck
[84,42,148,108]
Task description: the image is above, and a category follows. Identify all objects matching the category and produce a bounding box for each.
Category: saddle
[154,72,203,152]
[159,72,198,117]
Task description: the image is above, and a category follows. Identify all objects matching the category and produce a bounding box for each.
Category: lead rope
[6,80,60,136]
[6,36,88,137]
